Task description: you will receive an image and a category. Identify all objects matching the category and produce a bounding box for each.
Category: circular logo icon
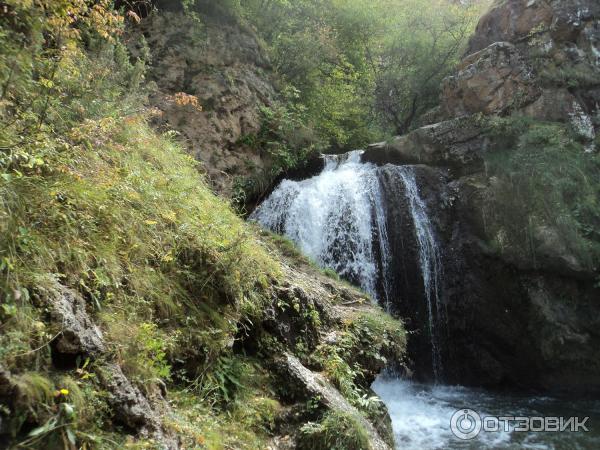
[450,408,482,440]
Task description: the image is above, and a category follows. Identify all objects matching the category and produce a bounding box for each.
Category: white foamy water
[250,151,384,298]
[395,166,444,379]
[373,377,600,450]
[251,150,600,450]
[251,150,445,375]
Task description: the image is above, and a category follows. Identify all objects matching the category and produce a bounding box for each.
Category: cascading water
[395,167,444,380]
[251,151,383,300]
[251,150,600,450]
[250,150,444,377]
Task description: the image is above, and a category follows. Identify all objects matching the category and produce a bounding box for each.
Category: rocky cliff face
[442,0,599,150]
[128,5,278,197]
[364,0,600,393]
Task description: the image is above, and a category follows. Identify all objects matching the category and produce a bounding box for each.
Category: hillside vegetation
[235,0,488,149]
[0,1,405,448]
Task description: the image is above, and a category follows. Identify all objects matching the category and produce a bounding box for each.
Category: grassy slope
[0,2,405,448]
[1,111,278,447]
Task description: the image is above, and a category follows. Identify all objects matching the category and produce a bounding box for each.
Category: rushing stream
[251,150,597,449]
[373,377,600,450]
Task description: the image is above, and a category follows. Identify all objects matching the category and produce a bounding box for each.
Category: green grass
[0,3,407,447]
[298,410,371,450]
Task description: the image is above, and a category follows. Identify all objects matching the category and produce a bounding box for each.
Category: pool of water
[372,377,600,450]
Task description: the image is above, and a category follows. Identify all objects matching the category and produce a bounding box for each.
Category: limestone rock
[129,11,277,197]
[98,363,178,449]
[466,0,554,55]
[363,116,486,173]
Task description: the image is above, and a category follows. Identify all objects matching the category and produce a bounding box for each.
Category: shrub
[484,116,600,270]
[298,410,370,450]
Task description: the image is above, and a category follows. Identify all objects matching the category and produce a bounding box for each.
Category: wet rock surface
[364,0,600,393]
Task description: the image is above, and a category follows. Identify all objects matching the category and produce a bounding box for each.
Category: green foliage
[373,0,486,134]
[239,0,382,149]
[298,410,370,450]
[484,116,600,269]
[192,355,249,406]
[234,87,322,208]
[13,372,55,412]
[311,309,406,414]
[0,1,282,446]
[108,320,175,388]
[0,1,409,447]
[237,0,486,146]
[165,357,281,449]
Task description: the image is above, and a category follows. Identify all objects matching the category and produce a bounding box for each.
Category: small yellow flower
[59,389,69,396]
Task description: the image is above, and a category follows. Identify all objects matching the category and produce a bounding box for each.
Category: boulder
[521,88,578,122]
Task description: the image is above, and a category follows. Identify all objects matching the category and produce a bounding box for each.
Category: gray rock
[42,284,105,357]
[441,42,540,118]
[363,116,487,174]
[279,353,391,450]
[98,363,178,449]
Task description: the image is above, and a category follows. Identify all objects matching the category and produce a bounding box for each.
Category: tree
[373,0,484,135]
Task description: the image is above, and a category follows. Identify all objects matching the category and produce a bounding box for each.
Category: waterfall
[250,150,444,379]
[394,166,444,380]
[251,150,383,299]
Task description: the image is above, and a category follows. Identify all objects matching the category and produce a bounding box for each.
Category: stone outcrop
[279,354,391,450]
[364,0,600,393]
[31,283,179,449]
[42,284,106,358]
[128,7,278,197]
[441,0,599,148]
[7,264,401,448]
[441,42,540,117]
[98,363,178,449]
[363,115,487,173]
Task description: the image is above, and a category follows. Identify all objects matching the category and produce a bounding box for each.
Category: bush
[484,116,600,270]
[298,410,370,450]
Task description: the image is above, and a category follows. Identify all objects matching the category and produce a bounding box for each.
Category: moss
[310,308,406,415]
[298,410,370,450]
[13,372,55,410]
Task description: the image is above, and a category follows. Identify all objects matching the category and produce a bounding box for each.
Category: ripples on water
[251,151,600,450]
[372,377,600,450]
